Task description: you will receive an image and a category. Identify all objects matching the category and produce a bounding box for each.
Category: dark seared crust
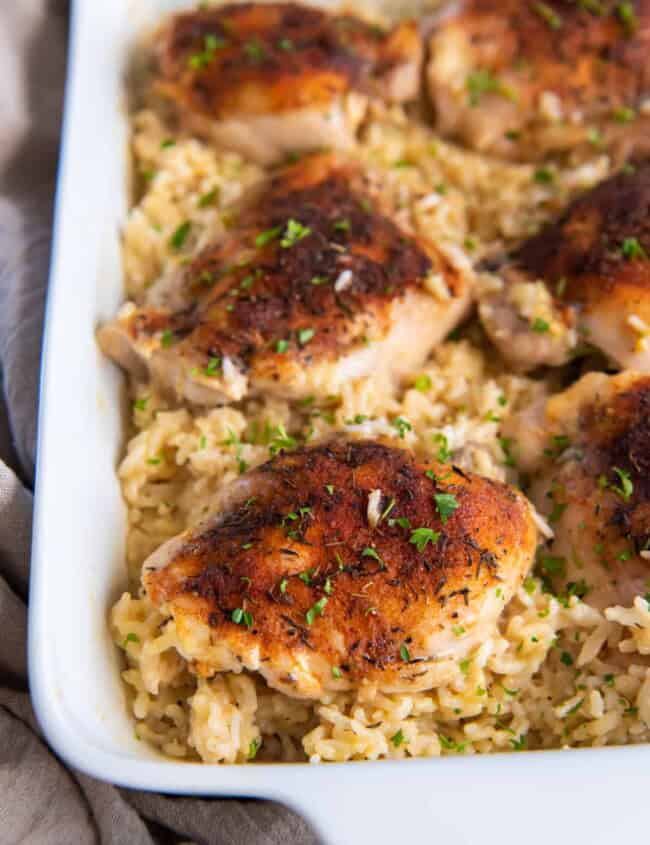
[579,375,650,550]
[125,153,447,372]
[156,3,419,117]
[510,162,650,307]
[144,439,535,684]
[450,0,650,118]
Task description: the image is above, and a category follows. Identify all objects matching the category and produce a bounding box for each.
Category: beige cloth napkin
[0,1,319,842]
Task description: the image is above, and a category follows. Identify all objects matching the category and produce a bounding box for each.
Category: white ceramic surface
[28,2,649,842]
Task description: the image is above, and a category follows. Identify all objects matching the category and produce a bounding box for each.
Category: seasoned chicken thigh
[154,2,423,163]
[428,0,650,161]
[479,161,650,372]
[144,439,538,699]
[99,153,472,405]
[504,371,650,610]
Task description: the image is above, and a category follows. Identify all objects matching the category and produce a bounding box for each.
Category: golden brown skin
[428,0,650,161]
[504,372,650,611]
[479,161,650,371]
[158,2,420,116]
[99,153,471,405]
[144,438,538,699]
[154,3,422,161]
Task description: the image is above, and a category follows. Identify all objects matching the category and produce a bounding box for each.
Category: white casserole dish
[28,1,649,842]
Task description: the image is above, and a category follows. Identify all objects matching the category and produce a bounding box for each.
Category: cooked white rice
[109,19,649,764]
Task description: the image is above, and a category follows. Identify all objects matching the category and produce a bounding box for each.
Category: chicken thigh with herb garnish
[143,438,538,699]
[503,371,650,610]
[99,152,472,406]
[427,0,650,162]
[478,161,650,372]
[153,2,423,164]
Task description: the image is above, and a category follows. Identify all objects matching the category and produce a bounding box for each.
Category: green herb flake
[414,374,432,393]
[281,219,311,248]
[198,186,219,207]
[434,493,460,524]
[169,221,191,251]
[255,226,282,248]
[133,397,148,412]
[613,106,636,123]
[392,417,412,439]
[611,466,634,500]
[532,317,550,333]
[391,729,407,748]
[433,433,451,463]
[400,643,411,662]
[331,666,342,679]
[277,38,294,50]
[560,651,574,666]
[123,632,140,646]
[620,237,647,261]
[243,40,266,61]
[534,167,554,185]
[298,328,316,346]
[306,597,328,625]
[160,138,176,149]
[533,2,562,28]
[409,527,440,552]
[333,218,351,233]
[510,735,527,751]
[275,339,289,354]
[231,608,253,628]
[616,2,638,35]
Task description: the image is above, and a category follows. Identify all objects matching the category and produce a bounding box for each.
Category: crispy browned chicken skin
[479,161,650,372]
[143,438,538,699]
[99,153,472,405]
[505,372,650,611]
[154,3,423,163]
[428,0,650,161]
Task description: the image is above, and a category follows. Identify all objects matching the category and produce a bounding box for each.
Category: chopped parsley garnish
[325,484,335,495]
[188,33,227,69]
[391,729,407,748]
[331,666,342,679]
[539,555,567,577]
[452,625,465,637]
[306,597,328,625]
[324,578,334,595]
[248,738,261,759]
[333,218,351,233]
[620,237,647,261]
[268,424,297,455]
[277,38,294,50]
[523,577,537,595]
[231,608,253,628]
[133,397,148,412]
[169,221,191,250]
[147,456,162,466]
[243,40,266,61]
[616,2,638,35]
[198,186,219,207]
[409,527,440,552]
[548,502,568,523]
[533,2,562,28]
[203,357,221,377]
[499,437,517,467]
[434,493,460,524]
[534,167,555,185]
[565,699,584,717]
[362,547,383,563]
[160,138,176,149]
[414,374,432,393]
[255,226,282,248]
[560,651,573,666]
[123,632,139,646]
[298,327,316,346]
[276,339,289,354]
[611,466,633,501]
[466,69,514,106]
[392,417,412,439]
[281,219,311,248]
[532,317,550,333]
[433,433,451,462]
[459,658,471,675]
[614,106,636,123]
[279,578,288,594]
[346,414,369,425]
[310,275,327,285]
[389,516,412,530]
[510,735,527,751]
[400,643,411,662]
[439,734,465,752]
